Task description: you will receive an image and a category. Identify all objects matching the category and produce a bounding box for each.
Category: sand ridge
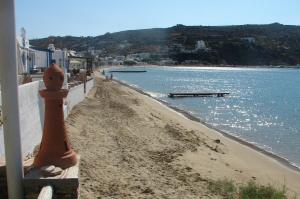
[66,77,300,198]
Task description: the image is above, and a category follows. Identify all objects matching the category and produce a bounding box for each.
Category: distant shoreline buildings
[16,28,94,76]
[96,40,210,66]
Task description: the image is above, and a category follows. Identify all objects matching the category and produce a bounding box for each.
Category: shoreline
[70,75,300,197]
[112,78,300,173]
[169,64,300,69]
[100,64,300,69]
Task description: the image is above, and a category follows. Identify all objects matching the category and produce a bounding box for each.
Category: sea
[109,66,300,168]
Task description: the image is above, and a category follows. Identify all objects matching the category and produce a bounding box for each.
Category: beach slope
[67,77,300,198]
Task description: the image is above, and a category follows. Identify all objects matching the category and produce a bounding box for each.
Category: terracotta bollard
[34,63,77,169]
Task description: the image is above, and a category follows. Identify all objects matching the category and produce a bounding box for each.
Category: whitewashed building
[195,40,206,50]
[52,49,68,69]
[241,37,256,43]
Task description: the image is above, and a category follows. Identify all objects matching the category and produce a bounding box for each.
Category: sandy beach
[66,76,300,198]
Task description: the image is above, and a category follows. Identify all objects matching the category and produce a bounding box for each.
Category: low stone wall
[66,84,84,112]
[86,78,94,94]
[66,78,94,112]
[0,81,45,156]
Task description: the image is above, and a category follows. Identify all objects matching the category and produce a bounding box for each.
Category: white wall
[34,50,48,68]
[86,79,94,93]
[0,78,94,157]
[66,79,95,112]
[66,84,84,112]
[18,81,45,156]
[52,50,68,69]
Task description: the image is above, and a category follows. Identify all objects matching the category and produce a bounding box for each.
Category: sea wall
[0,78,94,157]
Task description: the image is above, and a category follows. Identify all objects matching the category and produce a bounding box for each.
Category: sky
[15,0,300,39]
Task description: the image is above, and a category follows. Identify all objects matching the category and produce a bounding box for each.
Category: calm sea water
[110,66,300,167]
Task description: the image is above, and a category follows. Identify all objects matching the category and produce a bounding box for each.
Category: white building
[47,44,55,52]
[115,56,125,61]
[52,49,68,69]
[17,46,50,73]
[33,49,49,69]
[69,60,85,70]
[118,40,131,49]
[241,37,256,43]
[67,50,77,57]
[126,53,151,61]
[195,40,206,50]
[16,32,69,74]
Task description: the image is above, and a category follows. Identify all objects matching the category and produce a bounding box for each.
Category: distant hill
[30,23,300,66]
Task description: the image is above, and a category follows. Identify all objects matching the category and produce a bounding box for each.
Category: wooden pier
[168,92,229,98]
[109,70,147,73]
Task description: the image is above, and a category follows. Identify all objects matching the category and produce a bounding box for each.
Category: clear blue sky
[15,0,300,39]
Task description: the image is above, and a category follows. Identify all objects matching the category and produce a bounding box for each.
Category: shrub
[208,179,290,199]
[239,181,287,199]
[208,179,237,199]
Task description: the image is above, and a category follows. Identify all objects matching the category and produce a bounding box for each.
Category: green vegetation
[123,60,137,66]
[208,179,292,199]
[240,181,287,199]
[208,179,237,198]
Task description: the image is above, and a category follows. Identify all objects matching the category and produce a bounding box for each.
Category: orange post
[34,63,77,169]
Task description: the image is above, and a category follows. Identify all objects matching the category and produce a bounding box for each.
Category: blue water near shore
[110,66,300,167]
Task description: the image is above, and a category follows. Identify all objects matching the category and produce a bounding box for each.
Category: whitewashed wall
[86,79,94,93]
[0,78,94,157]
[18,81,45,156]
[66,84,84,112]
[66,79,94,113]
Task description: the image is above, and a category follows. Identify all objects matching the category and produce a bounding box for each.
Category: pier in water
[112,66,300,167]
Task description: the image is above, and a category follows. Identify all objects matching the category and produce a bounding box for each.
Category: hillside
[30,23,300,66]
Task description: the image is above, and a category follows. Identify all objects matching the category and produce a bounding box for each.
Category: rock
[50,167,63,176]
[185,166,192,171]
[41,166,63,177]
[142,187,154,194]
[214,139,221,144]
[41,165,55,173]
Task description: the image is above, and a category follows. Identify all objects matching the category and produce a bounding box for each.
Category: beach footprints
[164,124,227,155]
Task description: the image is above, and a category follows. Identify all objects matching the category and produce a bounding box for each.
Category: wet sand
[67,77,300,198]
